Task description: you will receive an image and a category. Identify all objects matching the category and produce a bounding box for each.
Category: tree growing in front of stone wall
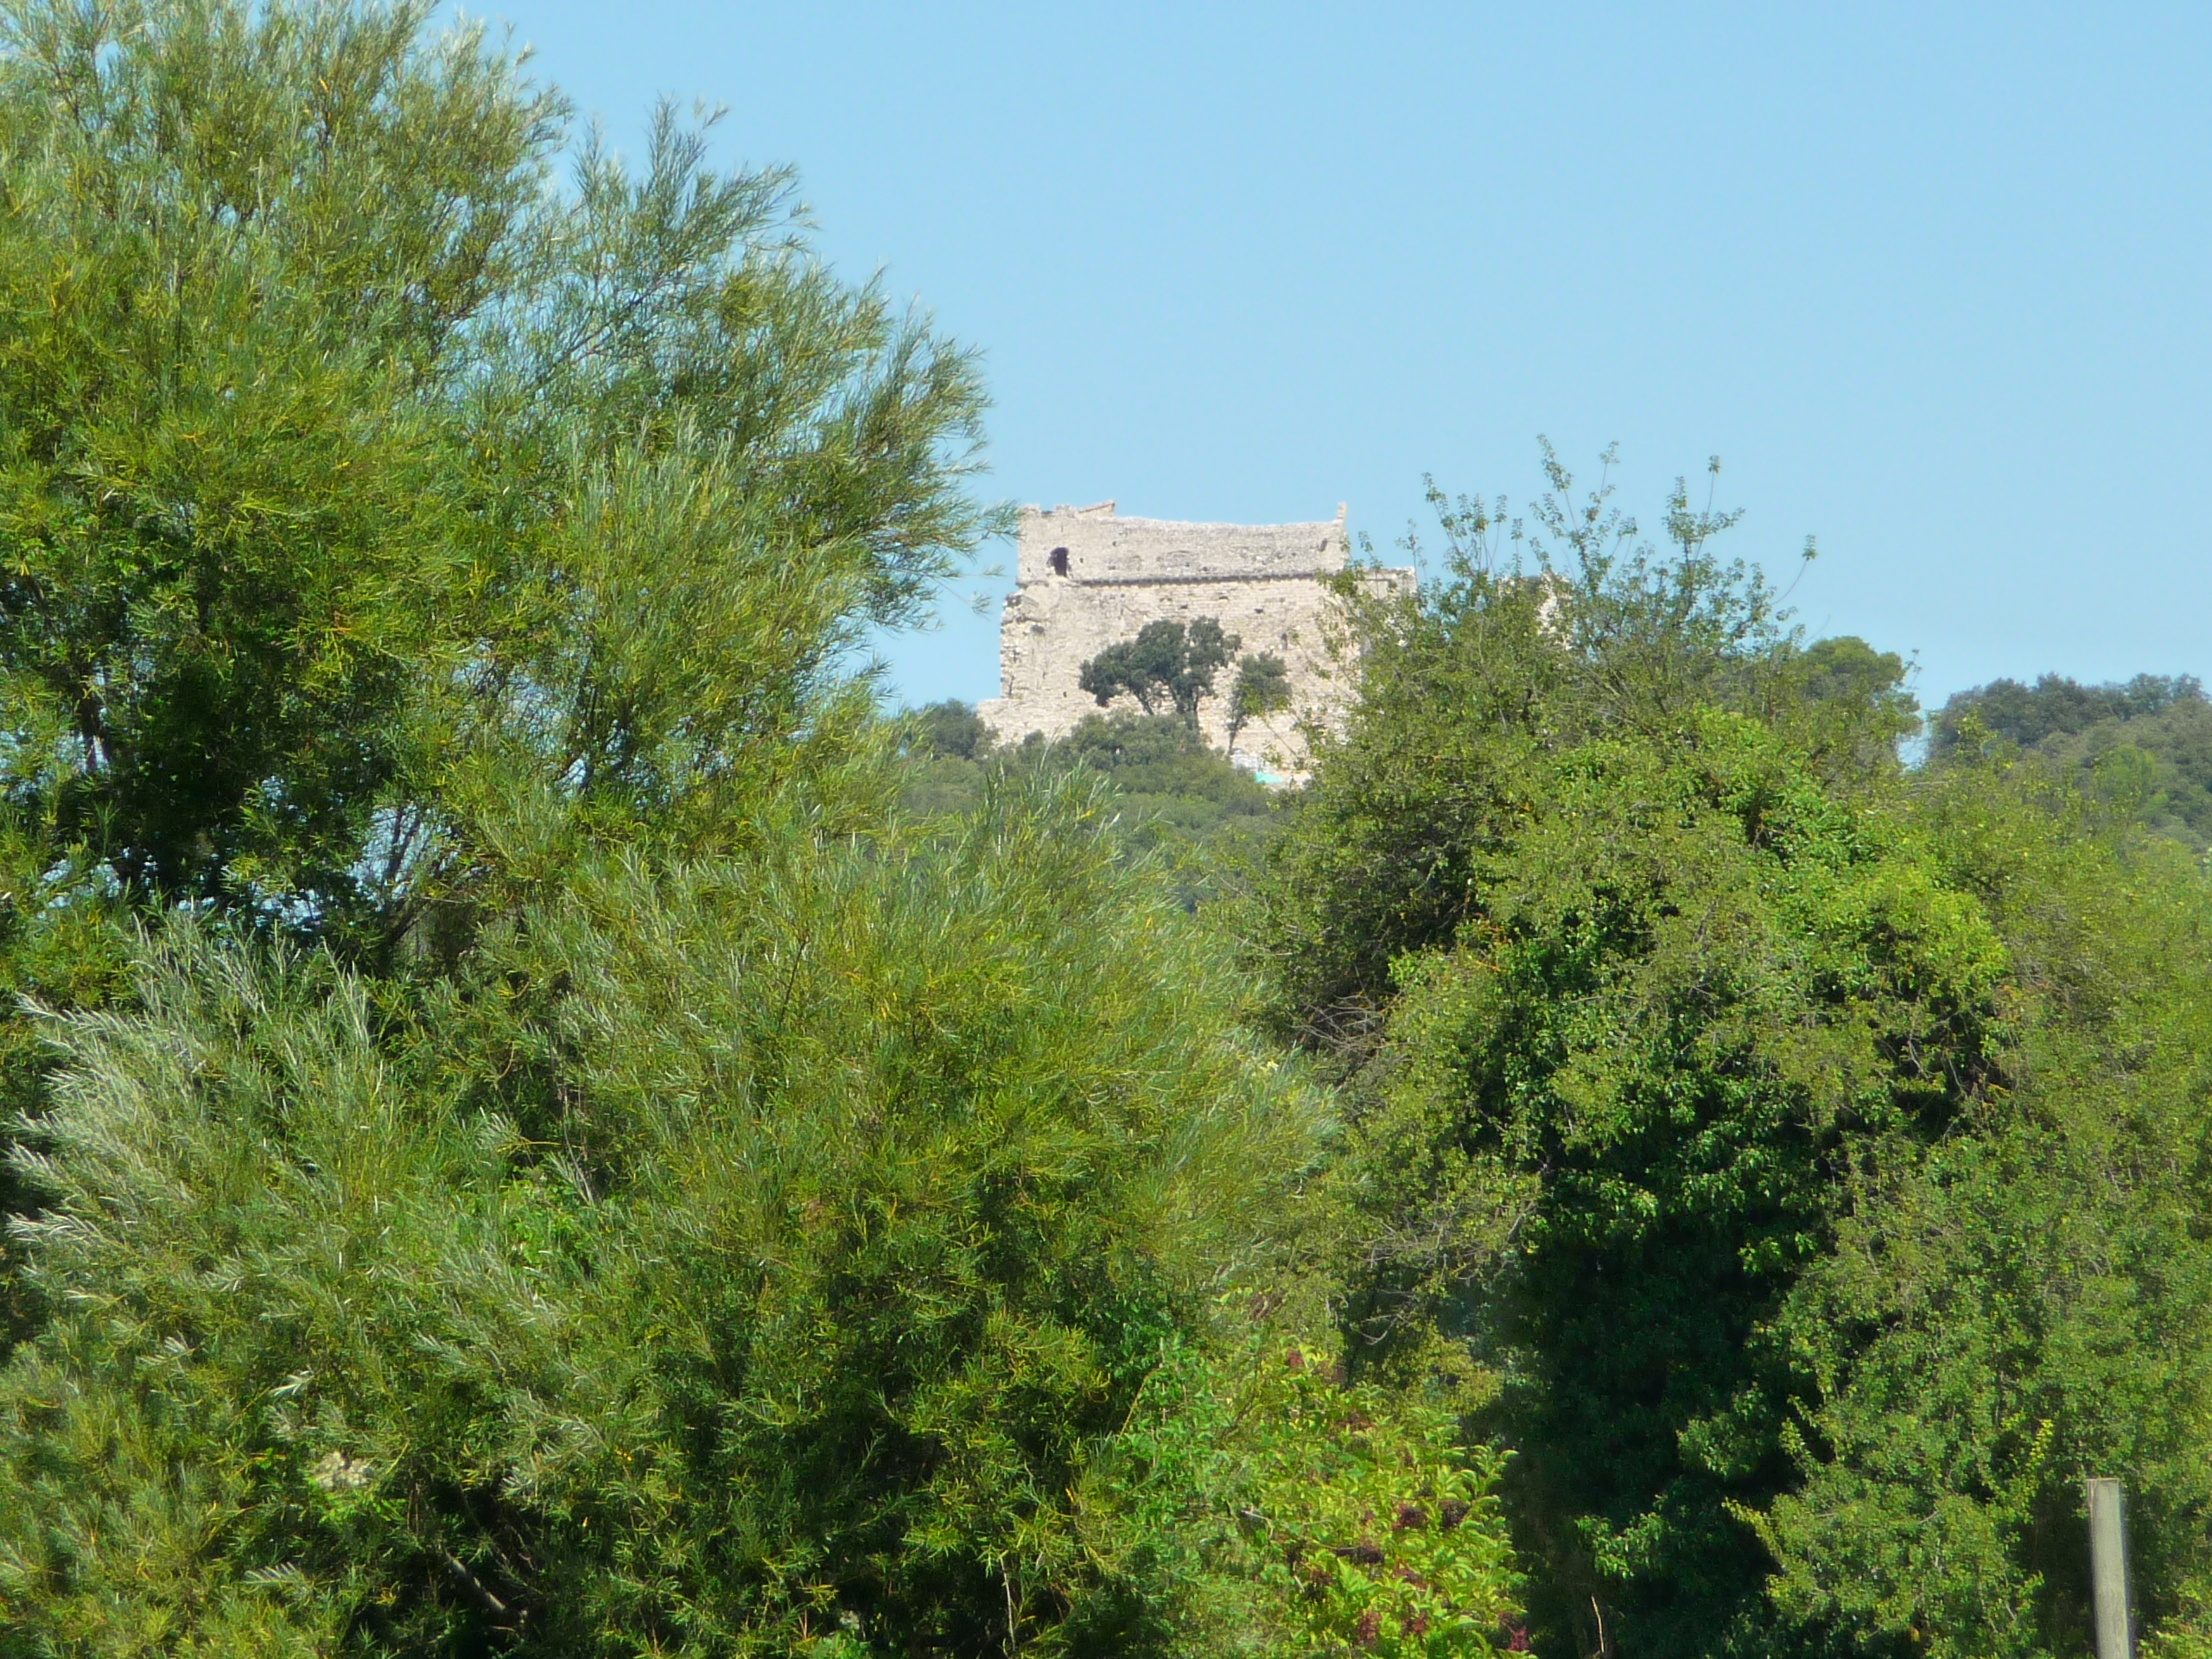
[1078,618,1239,729]
[1228,653,1294,747]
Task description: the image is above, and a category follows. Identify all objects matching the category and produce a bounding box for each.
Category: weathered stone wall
[977,501,1410,769]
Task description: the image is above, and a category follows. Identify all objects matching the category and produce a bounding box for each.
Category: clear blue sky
[485,1,2212,714]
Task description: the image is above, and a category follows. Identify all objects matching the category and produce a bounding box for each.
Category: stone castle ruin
[977,501,1410,773]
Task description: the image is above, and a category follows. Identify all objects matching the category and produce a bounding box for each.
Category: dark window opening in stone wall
[1049,547,1070,575]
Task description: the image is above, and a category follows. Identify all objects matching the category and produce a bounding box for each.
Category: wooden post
[2088,1477,2133,1659]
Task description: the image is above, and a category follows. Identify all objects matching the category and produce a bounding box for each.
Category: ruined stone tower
[977,501,1409,772]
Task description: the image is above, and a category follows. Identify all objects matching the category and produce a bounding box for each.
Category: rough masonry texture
[978,501,1411,770]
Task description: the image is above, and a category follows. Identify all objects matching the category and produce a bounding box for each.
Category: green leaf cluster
[1090,1316,1523,1657]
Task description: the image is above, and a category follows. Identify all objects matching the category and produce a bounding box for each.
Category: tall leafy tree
[1078,618,1238,728]
[0,0,995,943]
[0,0,1004,1362]
[1255,451,1845,1035]
[1258,452,2212,1658]
[0,0,545,914]
[1253,454,1964,1657]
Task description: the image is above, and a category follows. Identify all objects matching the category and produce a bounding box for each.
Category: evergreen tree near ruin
[1078,617,1240,728]
[1077,617,1299,746]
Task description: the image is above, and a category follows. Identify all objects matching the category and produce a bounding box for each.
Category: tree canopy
[1078,618,1239,726]
[1931,673,2212,846]
[0,0,994,937]
[1228,654,1293,746]
[0,4,1532,1656]
[1252,453,2212,1658]
[0,6,2204,1657]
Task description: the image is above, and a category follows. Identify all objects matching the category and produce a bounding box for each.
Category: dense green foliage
[1255,457,2212,1657]
[0,797,1344,1656]
[1758,766,2212,1659]
[1932,673,2212,846]
[0,6,2205,1657]
[1096,1319,1523,1656]
[1322,717,2008,1657]
[0,3,1532,1655]
[899,706,1284,884]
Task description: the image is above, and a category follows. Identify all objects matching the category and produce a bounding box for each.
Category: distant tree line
[1934,671,2212,843]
